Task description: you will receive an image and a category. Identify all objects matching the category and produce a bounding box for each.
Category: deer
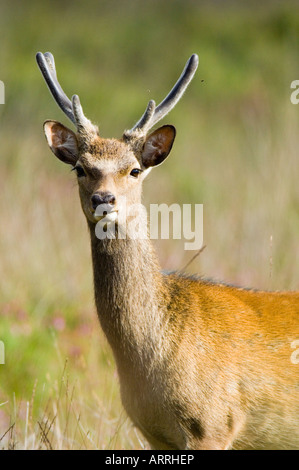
[36,51,299,450]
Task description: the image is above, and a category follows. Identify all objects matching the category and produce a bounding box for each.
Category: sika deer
[36,52,299,450]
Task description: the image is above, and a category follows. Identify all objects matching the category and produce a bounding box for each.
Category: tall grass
[0,357,146,450]
[1,0,299,449]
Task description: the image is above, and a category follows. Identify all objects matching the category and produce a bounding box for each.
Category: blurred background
[1,0,299,449]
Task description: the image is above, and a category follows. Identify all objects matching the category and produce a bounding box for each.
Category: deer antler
[125,54,199,137]
[37,52,198,139]
[36,52,98,136]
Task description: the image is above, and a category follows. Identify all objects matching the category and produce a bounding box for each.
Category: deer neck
[88,221,167,367]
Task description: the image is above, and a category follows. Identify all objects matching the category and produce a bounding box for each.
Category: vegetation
[1,0,299,449]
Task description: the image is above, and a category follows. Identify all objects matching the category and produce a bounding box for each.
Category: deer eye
[72,165,86,178]
[130,168,142,178]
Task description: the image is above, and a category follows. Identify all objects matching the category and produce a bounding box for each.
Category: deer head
[36,52,198,232]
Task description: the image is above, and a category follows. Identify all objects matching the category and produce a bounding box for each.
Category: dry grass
[0,339,146,450]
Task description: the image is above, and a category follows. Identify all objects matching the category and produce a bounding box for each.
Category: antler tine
[36,52,76,125]
[130,99,156,133]
[127,54,198,136]
[72,94,96,134]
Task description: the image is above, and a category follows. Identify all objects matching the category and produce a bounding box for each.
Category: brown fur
[42,111,299,451]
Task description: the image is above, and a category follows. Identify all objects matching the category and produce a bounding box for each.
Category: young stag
[36,52,299,450]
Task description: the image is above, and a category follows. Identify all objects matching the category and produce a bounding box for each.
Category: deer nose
[91,192,116,211]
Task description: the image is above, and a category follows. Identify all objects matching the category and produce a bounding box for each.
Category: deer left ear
[43,120,79,166]
[141,125,176,168]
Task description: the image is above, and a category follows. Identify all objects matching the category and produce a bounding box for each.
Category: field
[1,0,299,449]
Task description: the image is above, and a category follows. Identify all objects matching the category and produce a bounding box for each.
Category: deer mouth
[93,210,118,223]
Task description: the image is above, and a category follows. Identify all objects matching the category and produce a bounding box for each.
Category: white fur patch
[94,211,118,224]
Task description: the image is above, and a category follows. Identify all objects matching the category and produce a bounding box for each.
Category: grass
[1,0,299,449]
[0,357,145,450]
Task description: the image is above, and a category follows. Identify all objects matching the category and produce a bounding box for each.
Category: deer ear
[43,120,79,165]
[141,125,176,168]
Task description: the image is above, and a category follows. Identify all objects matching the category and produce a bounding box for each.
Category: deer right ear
[141,125,176,169]
[43,120,79,165]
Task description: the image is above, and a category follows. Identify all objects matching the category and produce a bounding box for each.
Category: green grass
[1,0,299,449]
